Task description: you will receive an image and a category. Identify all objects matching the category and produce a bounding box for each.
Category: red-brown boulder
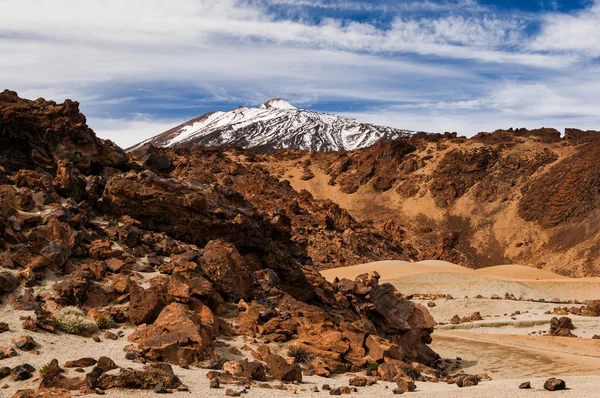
[265,354,302,382]
[128,303,213,365]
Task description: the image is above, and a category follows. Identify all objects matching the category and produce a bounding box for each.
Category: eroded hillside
[259,130,600,277]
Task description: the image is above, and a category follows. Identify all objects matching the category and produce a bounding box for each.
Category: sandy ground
[2,259,600,397]
[319,259,600,396]
[321,260,600,301]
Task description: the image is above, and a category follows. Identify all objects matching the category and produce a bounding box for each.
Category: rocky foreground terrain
[0,91,444,397]
[2,91,600,397]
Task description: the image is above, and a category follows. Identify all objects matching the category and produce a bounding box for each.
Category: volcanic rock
[549,317,576,337]
[128,303,213,365]
[544,378,566,391]
[64,358,97,368]
[0,272,19,293]
[12,336,37,351]
[11,364,35,381]
[222,360,267,382]
[519,381,531,389]
[265,354,302,382]
[97,366,182,390]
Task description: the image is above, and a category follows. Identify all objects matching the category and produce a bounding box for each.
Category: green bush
[95,314,116,330]
[366,363,380,372]
[53,306,98,335]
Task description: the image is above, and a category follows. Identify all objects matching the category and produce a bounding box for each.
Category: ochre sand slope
[321,260,600,301]
[321,260,569,281]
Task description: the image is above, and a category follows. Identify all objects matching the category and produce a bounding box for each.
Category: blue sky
[2,0,600,147]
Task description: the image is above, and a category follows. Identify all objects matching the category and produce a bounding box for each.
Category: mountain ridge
[128,98,420,153]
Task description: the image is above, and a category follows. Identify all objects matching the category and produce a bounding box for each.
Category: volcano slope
[259,129,600,277]
[0,91,441,397]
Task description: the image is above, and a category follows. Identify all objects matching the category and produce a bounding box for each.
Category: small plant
[287,345,314,365]
[39,362,50,377]
[53,306,99,335]
[95,314,116,330]
[366,363,380,372]
[107,232,117,242]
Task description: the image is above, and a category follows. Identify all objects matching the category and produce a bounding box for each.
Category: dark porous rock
[519,381,531,389]
[0,346,18,360]
[0,272,19,293]
[0,322,8,333]
[12,336,37,351]
[11,364,35,381]
[456,375,478,387]
[544,378,566,391]
[0,366,11,379]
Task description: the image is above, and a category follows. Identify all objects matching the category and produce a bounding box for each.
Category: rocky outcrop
[0,91,441,396]
[549,317,576,337]
[128,303,214,365]
[265,354,302,382]
[0,90,127,174]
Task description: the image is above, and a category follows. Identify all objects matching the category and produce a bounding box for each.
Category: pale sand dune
[321,260,568,281]
[321,260,600,300]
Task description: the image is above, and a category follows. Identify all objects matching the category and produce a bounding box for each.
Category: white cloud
[530,2,600,56]
[1,0,599,147]
[87,117,181,149]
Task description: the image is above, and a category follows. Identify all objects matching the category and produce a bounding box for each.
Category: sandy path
[432,330,600,379]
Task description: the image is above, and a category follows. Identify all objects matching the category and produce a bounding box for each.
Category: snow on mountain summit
[258,98,297,110]
[129,99,418,152]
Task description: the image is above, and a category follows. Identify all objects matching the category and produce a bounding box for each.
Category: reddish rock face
[0,271,19,293]
[0,89,127,175]
[128,303,213,365]
[222,360,267,381]
[39,359,88,391]
[265,354,302,382]
[365,335,403,362]
[199,240,253,302]
[128,281,167,325]
[0,91,442,395]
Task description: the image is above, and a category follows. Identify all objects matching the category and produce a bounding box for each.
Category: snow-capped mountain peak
[128,100,418,153]
[258,98,297,110]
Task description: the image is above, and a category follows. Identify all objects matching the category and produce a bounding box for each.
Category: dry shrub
[53,306,98,335]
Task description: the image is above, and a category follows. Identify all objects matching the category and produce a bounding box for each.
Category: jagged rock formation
[129,98,416,153]
[0,92,440,395]
[261,129,600,276]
